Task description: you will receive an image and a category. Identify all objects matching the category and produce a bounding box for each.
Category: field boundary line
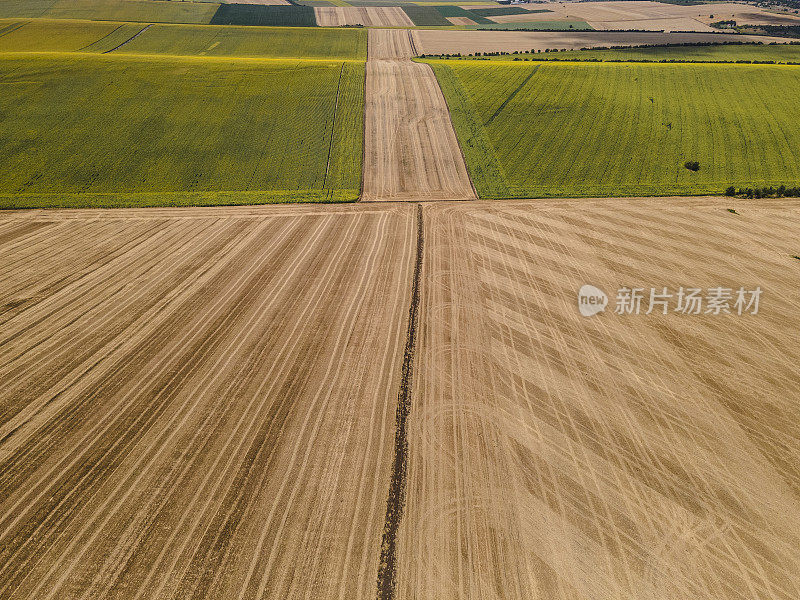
[485,64,539,126]
[359,31,371,201]
[322,62,346,195]
[376,203,423,600]
[76,23,126,52]
[0,20,29,40]
[407,30,418,56]
[102,23,152,54]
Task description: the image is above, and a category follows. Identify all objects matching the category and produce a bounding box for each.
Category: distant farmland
[428,60,800,198]
[0,0,219,24]
[209,4,317,27]
[0,19,367,58]
[0,55,364,207]
[108,23,367,59]
[478,42,800,63]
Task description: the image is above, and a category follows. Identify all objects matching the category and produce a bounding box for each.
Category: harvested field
[315,7,413,27]
[363,29,475,201]
[368,27,418,60]
[468,20,593,31]
[448,16,477,25]
[399,197,800,600]
[414,29,792,54]
[730,12,800,26]
[0,203,416,600]
[221,0,290,4]
[2,197,800,599]
[523,1,800,33]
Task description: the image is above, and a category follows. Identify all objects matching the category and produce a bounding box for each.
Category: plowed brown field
[363,30,475,202]
[399,197,800,600]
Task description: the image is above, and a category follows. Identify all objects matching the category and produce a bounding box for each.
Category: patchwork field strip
[315,7,414,27]
[517,1,800,32]
[414,29,794,54]
[0,204,416,600]
[399,198,800,600]
[0,20,369,59]
[363,30,474,202]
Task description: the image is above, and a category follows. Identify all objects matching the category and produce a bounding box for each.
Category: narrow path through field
[362,30,475,202]
[377,204,423,600]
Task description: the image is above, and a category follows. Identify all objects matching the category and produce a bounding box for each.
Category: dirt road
[362,30,476,202]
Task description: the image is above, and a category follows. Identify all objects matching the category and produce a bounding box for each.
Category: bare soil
[363,30,475,202]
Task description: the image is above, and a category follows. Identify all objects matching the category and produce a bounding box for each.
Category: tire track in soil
[377,203,423,600]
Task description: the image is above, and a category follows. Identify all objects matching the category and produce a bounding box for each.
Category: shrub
[684,160,700,171]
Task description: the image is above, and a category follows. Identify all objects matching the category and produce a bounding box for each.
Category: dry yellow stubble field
[0,204,414,600]
[400,197,800,600]
[1,198,799,599]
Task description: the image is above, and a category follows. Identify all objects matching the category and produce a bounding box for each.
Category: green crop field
[0,54,364,208]
[0,19,366,58]
[0,18,128,52]
[433,6,493,24]
[477,43,800,63]
[209,4,316,27]
[402,6,451,26]
[427,60,800,198]
[0,0,219,24]
[118,24,366,59]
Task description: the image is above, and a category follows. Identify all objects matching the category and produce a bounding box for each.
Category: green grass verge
[478,42,800,63]
[0,190,359,209]
[0,54,364,206]
[209,4,316,27]
[426,59,800,198]
[0,0,219,24]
